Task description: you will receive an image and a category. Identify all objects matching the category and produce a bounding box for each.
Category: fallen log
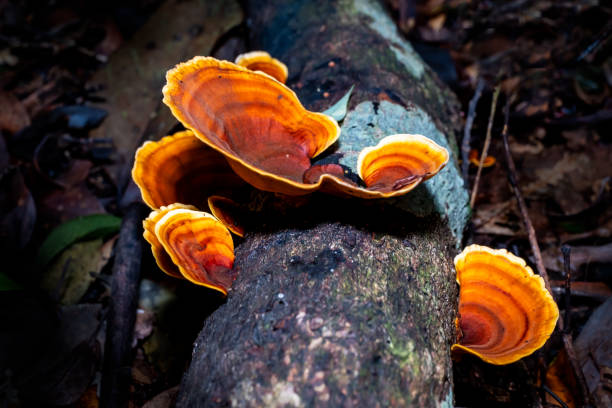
[177,0,469,406]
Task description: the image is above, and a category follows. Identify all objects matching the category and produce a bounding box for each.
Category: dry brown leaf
[0,91,30,134]
[545,350,578,408]
[428,14,446,31]
[142,386,180,408]
[575,297,612,407]
[39,183,106,230]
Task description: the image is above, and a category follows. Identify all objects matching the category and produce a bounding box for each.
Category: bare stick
[461,78,485,182]
[470,85,500,208]
[501,97,593,407]
[500,97,552,294]
[561,245,572,332]
[101,202,146,408]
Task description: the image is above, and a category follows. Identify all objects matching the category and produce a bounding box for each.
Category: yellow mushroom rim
[452,244,559,365]
[132,130,246,210]
[162,57,449,198]
[143,203,235,295]
[234,50,289,83]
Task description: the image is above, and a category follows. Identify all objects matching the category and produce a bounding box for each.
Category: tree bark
[178,0,469,406]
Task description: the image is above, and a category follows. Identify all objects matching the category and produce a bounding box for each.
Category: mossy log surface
[178,0,468,406]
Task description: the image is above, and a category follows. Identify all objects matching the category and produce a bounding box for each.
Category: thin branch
[461,78,485,182]
[500,96,551,293]
[470,85,500,208]
[562,245,572,332]
[100,202,146,408]
[501,96,594,407]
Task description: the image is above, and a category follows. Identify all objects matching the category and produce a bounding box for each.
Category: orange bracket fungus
[452,244,559,365]
[143,203,235,295]
[234,51,288,84]
[162,56,448,198]
[468,149,496,168]
[132,130,246,210]
[357,134,449,194]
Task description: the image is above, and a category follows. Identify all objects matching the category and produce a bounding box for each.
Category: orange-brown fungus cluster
[452,244,559,365]
[161,56,448,198]
[143,204,235,295]
[133,54,453,291]
[235,51,288,83]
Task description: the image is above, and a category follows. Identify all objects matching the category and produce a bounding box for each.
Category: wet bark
[178,0,468,406]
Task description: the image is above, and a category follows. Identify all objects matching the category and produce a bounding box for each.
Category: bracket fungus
[452,244,559,365]
[235,51,288,84]
[357,134,449,194]
[162,56,448,198]
[143,203,235,295]
[132,130,246,210]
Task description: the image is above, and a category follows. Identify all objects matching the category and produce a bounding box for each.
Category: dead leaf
[38,183,106,230]
[133,308,156,347]
[551,281,612,302]
[95,18,124,58]
[473,202,522,236]
[575,296,612,407]
[54,159,93,189]
[542,243,612,273]
[40,238,105,304]
[72,385,99,408]
[545,350,578,408]
[88,0,243,185]
[20,304,103,406]
[142,386,180,408]
[428,14,446,31]
[508,134,544,155]
[0,167,36,251]
[0,91,30,134]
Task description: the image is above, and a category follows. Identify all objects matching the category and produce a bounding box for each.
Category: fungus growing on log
[143,203,235,295]
[162,57,448,198]
[132,130,244,210]
[235,51,288,83]
[452,244,559,365]
[163,56,340,195]
[469,149,496,167]
[357,133,449,194]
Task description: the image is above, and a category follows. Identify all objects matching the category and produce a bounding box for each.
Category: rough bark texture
[178,0,469,406]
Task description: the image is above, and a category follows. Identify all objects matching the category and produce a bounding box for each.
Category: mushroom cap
[143,203,235,295]
[163,56,341,196]
[132,130,245,209]
[469,149,496,167]
[163,57,448,198]
[452,244,559,365]
[143,203,192,279]
[235,51,289,83]
[357,134,449,194]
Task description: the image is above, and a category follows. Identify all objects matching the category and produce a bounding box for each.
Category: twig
[577,21,612,62]
[501,96,594,407]
[470,85,500,208]
[461,78,485,182]
[561,245,571,332]
[561,334,592,407]
[100,202,146,408]
[500,96,552,294]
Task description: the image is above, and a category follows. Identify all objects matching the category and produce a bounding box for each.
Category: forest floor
[1,0,610,407]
